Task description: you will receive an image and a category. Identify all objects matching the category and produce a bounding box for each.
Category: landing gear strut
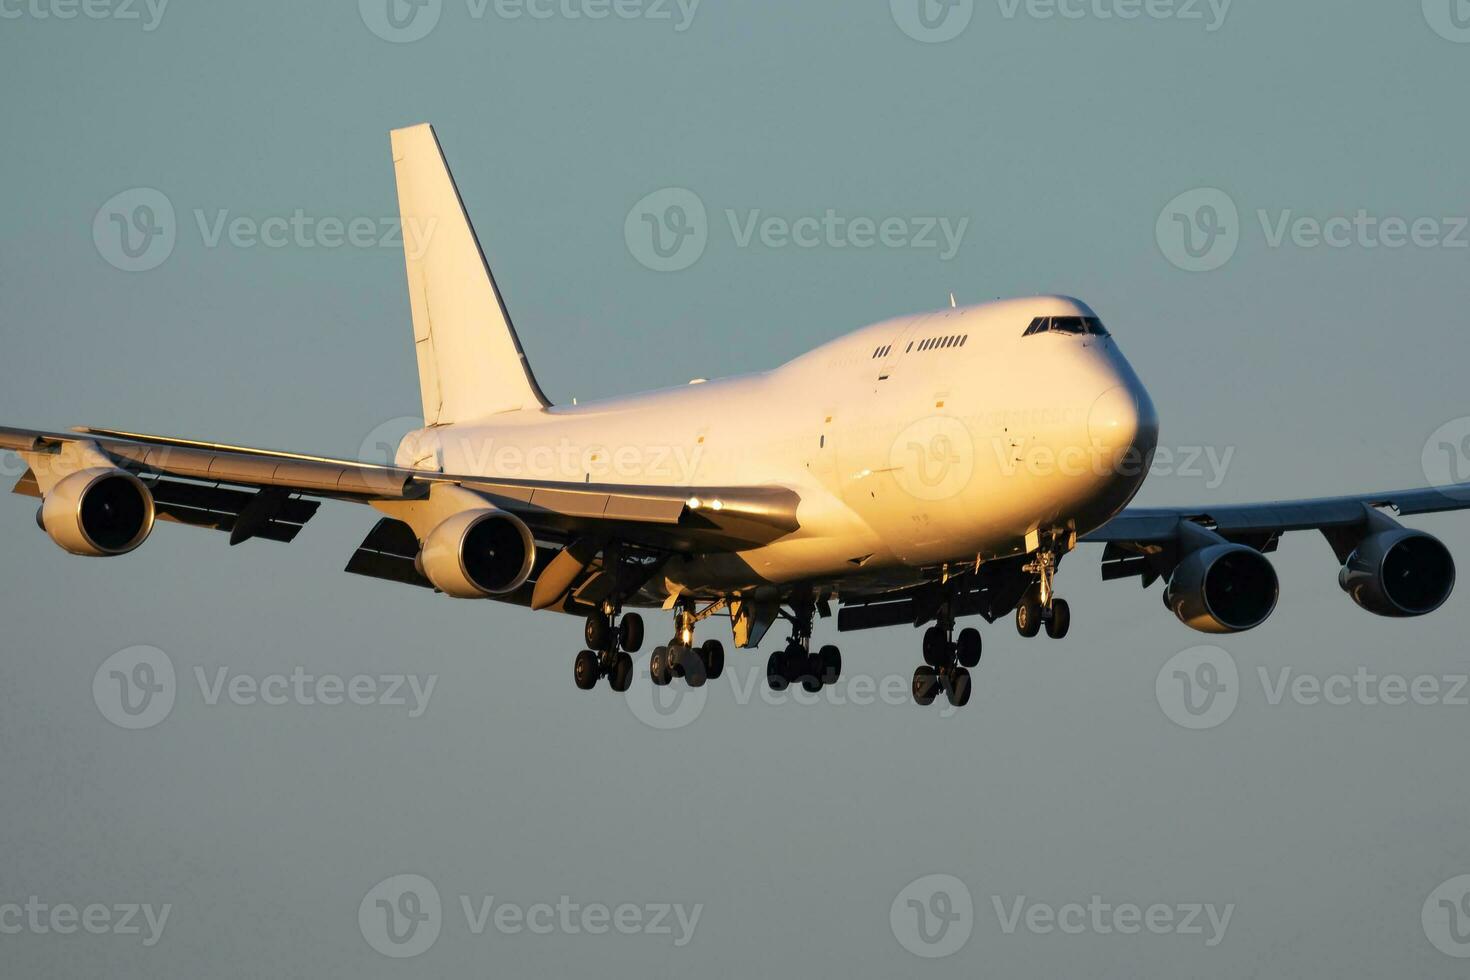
[766,600,842,694]
[649,599,726,689]
[911,610,978,708]
[573,606,641,693]
[1016,537,1072,640]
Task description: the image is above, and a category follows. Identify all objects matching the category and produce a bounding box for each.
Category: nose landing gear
[1016,541,1072,640]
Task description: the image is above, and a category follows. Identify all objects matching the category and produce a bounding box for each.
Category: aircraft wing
[0,425,800,555]
[1083,484,1470,585]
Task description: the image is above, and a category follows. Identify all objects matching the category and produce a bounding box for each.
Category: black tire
[913,665,939,706]
[766,651,789,691]
[584,614,612,652]
[1045,599,1071,640]
[701,639,725,680]
[818,644,842,686]
[1016,601,1042,639]
[956,628,982,669]
[608,652,633,693]
[650,646,671,687]
[782,642,806,685]
[922,626,952,668]
[947,666,972,707]
[677,645,707,688]
[618,613,644,653]
[801,653,823,693]
[574,649,599,691]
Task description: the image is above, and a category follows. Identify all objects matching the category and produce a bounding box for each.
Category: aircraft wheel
[1045,599,1071,640]
[956,628,982,669]
[585,614,612,652]
[1016,600,1042,639]
[947,666,972,707]
[922,626,952,668]
[701,639,725,681]
[818,644,842,686]
[619,613,644,653]
[676,644,707,688]
[574,649,599,691]
[800,653,823,694]
[608,652,633,693]
[650,646,672,687]
[912,666,939,706]
[766,651,789,692]
[781,642,806,685]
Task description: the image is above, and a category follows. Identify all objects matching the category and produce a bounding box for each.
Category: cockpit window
[1023,316,1109,337]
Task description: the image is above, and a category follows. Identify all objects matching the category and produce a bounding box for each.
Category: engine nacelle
[1339,529,1455,618]
[1164,543,1280,634]
[40,467,156,557]
[416,508,536,598]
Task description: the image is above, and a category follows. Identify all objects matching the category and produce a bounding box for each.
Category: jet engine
[1164,542,1280,634]
[416,508,537,598]
[1339,528,1455,618]
[39,467,156,557]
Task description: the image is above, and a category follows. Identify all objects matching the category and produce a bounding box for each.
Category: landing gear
[764,601,842,693]
[1017,538,1072,640]
[572,609,643,692]
[645,602,728,689]
[913,615,980,707]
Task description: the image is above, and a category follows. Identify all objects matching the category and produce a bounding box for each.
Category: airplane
[3,123,1465,709]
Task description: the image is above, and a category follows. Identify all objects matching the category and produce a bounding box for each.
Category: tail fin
[389,123,550,424]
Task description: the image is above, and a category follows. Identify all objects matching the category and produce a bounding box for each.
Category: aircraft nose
[1089,384,1158,458]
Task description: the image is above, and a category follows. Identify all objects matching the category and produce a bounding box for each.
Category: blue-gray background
[3,1,1469,976]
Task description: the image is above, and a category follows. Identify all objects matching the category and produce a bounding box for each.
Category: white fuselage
[395,296,1160,600]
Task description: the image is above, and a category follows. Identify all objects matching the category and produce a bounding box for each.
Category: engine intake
[417,508,536,598]
[1164,543,1279,634]
[40,467,156,557]
[1339,529,1455,618]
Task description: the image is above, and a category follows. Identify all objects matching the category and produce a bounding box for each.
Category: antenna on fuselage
[949,292,957,309]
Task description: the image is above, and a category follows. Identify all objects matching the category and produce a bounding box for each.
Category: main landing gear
[1015,545,1071,640]
[911,619,981,709]
[573,608,644,693]
[649,600,726,689]
[766,601,842,694]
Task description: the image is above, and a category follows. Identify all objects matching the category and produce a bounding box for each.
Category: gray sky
[3,1,1470,976]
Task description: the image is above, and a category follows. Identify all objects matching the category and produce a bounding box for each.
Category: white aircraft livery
[4,124,1465,707]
